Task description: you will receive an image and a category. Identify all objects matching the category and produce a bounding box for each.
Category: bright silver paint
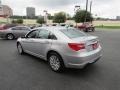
[17,26,102,69]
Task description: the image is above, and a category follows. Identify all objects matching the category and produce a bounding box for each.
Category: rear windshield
[60,29,86,38]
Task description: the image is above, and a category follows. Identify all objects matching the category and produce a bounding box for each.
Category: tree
[66,13,73,20]
[53,12,66,23]
[10,15,38,19]
[74,10,93,23]
[16,19,23,24]
[36,17,45,25]
[11,19,17,24]
[47,14,54,20]
[11,19,23,24]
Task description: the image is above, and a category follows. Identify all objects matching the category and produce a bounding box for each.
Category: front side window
[26,30,38,38]
[26,29,57,40]
[37,30,50,39]
[60,29,86,38]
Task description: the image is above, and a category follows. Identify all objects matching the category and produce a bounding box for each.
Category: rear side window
[20,27,30,30]
[60,29,86,38]
[12,27,21,30]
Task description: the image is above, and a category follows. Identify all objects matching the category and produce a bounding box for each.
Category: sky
[1,0,120,19]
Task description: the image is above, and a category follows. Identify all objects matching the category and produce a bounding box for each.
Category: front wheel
[17,43,24,54]
[48,52,65,72]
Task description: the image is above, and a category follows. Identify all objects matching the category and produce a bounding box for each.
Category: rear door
[20,27,31,36]
[11,26,24,38]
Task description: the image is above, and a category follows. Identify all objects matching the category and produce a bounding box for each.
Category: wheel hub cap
[50,55,60,71]
[8,35,13,40]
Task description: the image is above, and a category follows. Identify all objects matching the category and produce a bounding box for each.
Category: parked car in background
[60,23,74,27]
[75,22,95,32]
[51,23,74,27]
[0,24,17,30]
[0,26,31,40]
[52,23,58,26]
[60,23,66,26]
[17,26,102,72]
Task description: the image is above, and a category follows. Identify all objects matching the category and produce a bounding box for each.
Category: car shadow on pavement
[63,64,99,75]
[15,50,101,77]
[26,53,99,74]
[19,52,49,66]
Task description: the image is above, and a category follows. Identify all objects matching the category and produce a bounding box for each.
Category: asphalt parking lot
[0,29,120,90]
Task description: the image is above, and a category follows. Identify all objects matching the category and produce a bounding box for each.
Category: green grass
[0,18,37,24]
[95,25,120,29]
[1,18,120,29]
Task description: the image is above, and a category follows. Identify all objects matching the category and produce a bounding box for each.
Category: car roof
[33,26,75,40]
[11,26,30,28]
[35,26,74,31]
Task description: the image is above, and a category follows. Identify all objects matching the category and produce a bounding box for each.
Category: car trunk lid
[72,36,99,52]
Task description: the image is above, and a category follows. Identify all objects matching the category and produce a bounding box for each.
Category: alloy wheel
[49,55,60,71]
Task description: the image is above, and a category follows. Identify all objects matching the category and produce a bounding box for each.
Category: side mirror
[21,36,26,38]
[48,35,57,40]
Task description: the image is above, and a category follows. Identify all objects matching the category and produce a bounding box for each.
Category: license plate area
[86,41,99,51]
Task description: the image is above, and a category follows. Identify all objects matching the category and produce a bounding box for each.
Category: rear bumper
[63,47,102,69]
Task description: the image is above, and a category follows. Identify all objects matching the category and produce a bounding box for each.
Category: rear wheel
[48,52,65,72]
[85,28,88,32]
[6,34,14,40]
[92,27,95,32]
[17,43,24,54]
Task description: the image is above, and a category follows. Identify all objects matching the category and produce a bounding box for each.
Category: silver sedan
[0,26,31,40]
[17,26,102,72]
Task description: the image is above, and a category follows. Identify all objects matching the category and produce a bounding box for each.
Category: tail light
[92,41,99,50]
[68,43,85,51]
[0,26,7,30]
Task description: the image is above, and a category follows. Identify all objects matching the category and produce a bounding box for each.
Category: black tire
[85,28,88,32]
[17,43,24,55]
[92,28,95,32]
[6,34,14,40]
[48,52,65,72]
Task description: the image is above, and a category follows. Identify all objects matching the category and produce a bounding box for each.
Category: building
[0,5,13,17]
[0,0,13,17]
[116,16,120,20]
[26,7,35,19]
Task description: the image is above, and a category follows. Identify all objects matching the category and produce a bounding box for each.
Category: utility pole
[0,0,3,16]
[74,5,80,13]
[43,10,48,24]
[90,1,92,23]
[0,0,1,6]
[84,0,88,23]
[90,1,92,14]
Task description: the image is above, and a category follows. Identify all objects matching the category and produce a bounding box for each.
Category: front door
[22,29,52,59]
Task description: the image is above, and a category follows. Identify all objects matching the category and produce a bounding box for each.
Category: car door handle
[44,41,49,44]
[26,39,35,42]
[26,39,34,42]
[40,41,49,44]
